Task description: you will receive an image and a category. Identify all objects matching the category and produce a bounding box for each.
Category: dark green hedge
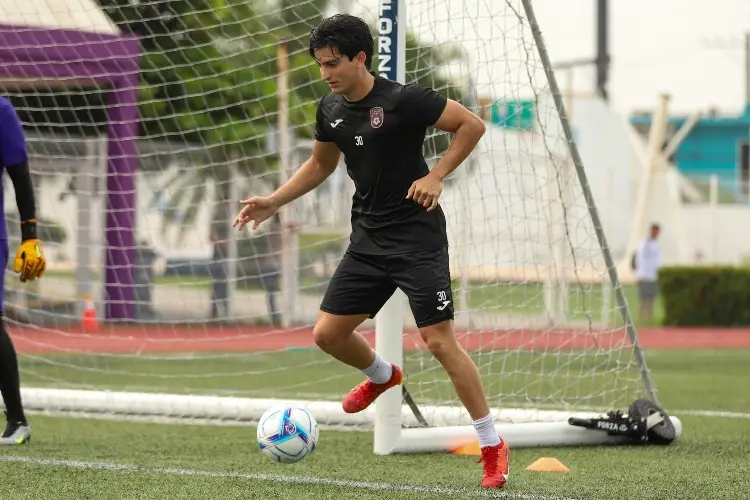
[659,266,750,326]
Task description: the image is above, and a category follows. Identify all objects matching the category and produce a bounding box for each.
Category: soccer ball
[256,405,319,463]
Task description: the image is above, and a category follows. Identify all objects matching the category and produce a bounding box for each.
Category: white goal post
[2,0,682,453]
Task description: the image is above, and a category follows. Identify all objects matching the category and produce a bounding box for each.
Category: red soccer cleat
[479,438,510,488]
[342,365,403,414]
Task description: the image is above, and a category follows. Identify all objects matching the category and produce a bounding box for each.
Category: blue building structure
[630,105,750,196]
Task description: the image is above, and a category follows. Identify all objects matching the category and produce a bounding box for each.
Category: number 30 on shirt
[354,135,363,146]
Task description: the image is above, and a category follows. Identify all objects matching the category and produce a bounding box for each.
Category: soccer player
[634,223,661,325]
[0,96,47,445]
[234,14,509,488]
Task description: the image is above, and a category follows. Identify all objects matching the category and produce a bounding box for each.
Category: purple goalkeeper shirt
[0,96,28,242]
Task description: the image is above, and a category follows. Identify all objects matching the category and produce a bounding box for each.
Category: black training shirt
[314,75,449,255]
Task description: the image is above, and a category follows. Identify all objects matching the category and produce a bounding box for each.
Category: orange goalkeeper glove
[14,220,46,282]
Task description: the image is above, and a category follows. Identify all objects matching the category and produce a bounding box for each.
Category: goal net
[0,0,672,451]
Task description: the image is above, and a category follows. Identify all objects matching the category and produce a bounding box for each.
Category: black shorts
[320,247,454,328]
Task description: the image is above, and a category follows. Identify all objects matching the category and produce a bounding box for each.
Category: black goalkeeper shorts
[320,246,454,328]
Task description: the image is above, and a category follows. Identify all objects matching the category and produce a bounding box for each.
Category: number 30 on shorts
[437,290,447,301]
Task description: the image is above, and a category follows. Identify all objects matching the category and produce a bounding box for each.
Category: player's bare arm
[406,99,486,211]
[233,140,341,231]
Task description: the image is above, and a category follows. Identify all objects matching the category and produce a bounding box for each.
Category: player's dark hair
[309,14,373,70]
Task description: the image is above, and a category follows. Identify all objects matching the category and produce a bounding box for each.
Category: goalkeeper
[0,96,46,445]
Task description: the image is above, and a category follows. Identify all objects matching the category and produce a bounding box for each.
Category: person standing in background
[635,223,661,325]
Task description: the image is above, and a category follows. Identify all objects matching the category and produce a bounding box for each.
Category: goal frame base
[15,387,682,455]
[378,417,683,455]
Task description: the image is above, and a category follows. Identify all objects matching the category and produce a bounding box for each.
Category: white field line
[674,409,750,419]
[0,455,579,500]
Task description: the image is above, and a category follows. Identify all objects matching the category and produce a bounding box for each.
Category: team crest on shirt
[370,106,384,128]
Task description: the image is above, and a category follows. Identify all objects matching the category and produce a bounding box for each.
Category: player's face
[314,47,363,95]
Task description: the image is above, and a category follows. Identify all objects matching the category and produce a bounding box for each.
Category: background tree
[13,0,473,278]
[97,1,469,236]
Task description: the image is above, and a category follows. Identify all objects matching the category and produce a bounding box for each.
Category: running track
[7,325,750,354]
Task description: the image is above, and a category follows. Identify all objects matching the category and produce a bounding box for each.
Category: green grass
[1,349,748,499]
[457,281,664,325]
[1,413,746,500]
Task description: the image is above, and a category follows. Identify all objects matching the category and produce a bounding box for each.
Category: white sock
[473,414,501,448]
[361,353,393,384]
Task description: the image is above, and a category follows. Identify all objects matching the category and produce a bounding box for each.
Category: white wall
[11,158,355,272]
[0,0,119,34]
[6,167,218,271]
[440,125,609,282]
[438,91,638,282]
[562,94,636,259]
[680,205,750,265]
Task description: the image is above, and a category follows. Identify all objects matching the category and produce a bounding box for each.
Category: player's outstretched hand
[406,173,443,212]
[14,238,46,282]
[233,196,279,231]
